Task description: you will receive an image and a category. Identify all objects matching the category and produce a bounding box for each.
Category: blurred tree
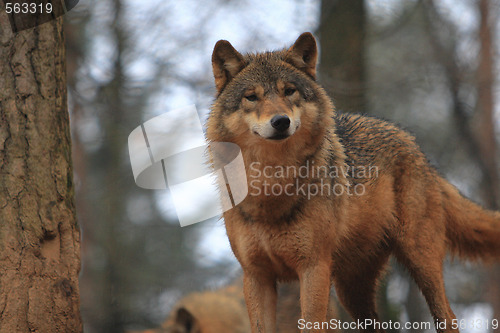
[476,0,499,208]
[321,0,500,328]
[317,0,367,112]
[475,0,500,322]
[0,17,82,333]
[423,0,500,323]
[92,0,129,330]
[405,280,428,333]
[317,0,404,327]
[65,1,224,331]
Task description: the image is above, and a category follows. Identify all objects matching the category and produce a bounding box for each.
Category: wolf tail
[442,181,500,261]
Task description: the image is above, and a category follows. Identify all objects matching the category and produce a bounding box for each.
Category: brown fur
[127,283,249,333]
[206,32,500,333]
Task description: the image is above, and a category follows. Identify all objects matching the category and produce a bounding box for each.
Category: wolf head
[207,33,334,150]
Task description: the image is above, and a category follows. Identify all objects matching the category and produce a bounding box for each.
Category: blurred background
[64,0,500,332]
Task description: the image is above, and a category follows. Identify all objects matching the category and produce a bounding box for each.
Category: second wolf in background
[128,279,337,333]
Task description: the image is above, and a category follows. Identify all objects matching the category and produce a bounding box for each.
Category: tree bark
[0,16,82,333]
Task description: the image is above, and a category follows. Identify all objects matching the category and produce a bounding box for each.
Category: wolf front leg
[299,262,332,333]
[243,271,277,333]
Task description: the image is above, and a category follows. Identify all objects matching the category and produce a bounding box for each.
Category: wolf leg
[332,252,389,333]
[395,225,459,333]
[298,261,332,333]
[243,272,277,333]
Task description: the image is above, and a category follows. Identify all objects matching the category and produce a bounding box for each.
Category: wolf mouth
[253,123,300,141]
[268,133,290,140]
[253,130,290,141]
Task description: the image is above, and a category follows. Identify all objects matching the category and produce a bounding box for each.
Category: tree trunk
[0,17,82,333]
[476,0,499,208]
[476,0,500,321]
[405,280,428,333]
[423,0,500,320]
[317,0,367,112]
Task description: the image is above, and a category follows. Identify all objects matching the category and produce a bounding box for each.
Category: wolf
[206,32,500,333]
[127,279,337,333]
[126,282,249,333]
[138,282,250,333]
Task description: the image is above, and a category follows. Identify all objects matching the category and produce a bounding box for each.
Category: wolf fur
[206,32,500,333]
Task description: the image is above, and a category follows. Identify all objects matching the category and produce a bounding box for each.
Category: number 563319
[5,2,53,14]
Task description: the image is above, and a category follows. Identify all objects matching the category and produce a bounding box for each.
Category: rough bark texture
[0,15,82,333]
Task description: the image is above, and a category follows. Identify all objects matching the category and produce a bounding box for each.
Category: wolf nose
[270,115,290,132]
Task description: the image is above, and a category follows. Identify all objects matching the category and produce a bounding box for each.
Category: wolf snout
[270,115,291,132]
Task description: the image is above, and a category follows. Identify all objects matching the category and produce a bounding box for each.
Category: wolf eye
[284,88,296,96]
[245,94,258,102]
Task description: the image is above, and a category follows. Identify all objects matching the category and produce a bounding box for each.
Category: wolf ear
[286,32,318,79]
[212,40,246,94]
[175,307,199,333]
